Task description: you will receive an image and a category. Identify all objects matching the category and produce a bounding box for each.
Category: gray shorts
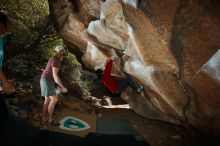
[40,77,58,96]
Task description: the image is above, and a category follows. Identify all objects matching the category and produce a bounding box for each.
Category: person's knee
[51,96,58,103]
[44,99,50,104]
[44,96,50,104]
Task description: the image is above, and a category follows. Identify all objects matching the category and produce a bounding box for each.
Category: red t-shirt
[41,55,61,79]
[101,59,119,94]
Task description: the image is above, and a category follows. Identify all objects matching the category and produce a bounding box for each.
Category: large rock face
[48,0,220,136]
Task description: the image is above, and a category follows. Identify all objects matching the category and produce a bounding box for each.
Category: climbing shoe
[136,85,144,94]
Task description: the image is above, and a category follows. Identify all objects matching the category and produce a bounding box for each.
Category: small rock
[98,113,102,117]
[33,122,40,127]
[10,110,19,116]
[91,110,96,115]
[132,124,137,128]
[8,105,19,110]
[19,110,28,119]
[33,113,39,119]
[9,98,19,104]
[171,135,181,139]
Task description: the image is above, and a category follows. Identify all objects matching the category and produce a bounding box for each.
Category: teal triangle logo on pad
[59,116,90,131]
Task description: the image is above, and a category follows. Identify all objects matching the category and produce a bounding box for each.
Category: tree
[0,0,62,78]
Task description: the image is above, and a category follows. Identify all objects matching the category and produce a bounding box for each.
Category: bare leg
[48,95,58,123]
[41,96,50,124]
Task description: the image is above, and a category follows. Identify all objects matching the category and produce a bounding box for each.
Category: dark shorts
[40,77,57,97]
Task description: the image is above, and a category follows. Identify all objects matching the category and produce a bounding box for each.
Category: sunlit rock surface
[49,0,220,137]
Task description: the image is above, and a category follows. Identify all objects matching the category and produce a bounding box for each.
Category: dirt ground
[4,79,220,146]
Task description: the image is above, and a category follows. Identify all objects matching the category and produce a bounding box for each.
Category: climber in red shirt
[96,58,143,94]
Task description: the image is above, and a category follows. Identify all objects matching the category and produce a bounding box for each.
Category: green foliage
[0,0,86,95]
[74,78,93,91]
[61,53,93,92]
[0,0,51,48]
[0,0,63,78]
[6,54,39,78]
[61,53,82,82]
[41,39,64,58]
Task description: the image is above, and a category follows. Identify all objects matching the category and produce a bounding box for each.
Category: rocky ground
[3,78,220,146]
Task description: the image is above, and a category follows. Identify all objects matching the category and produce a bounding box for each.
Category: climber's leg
[116,78,129,94]
[128,77,144,94]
